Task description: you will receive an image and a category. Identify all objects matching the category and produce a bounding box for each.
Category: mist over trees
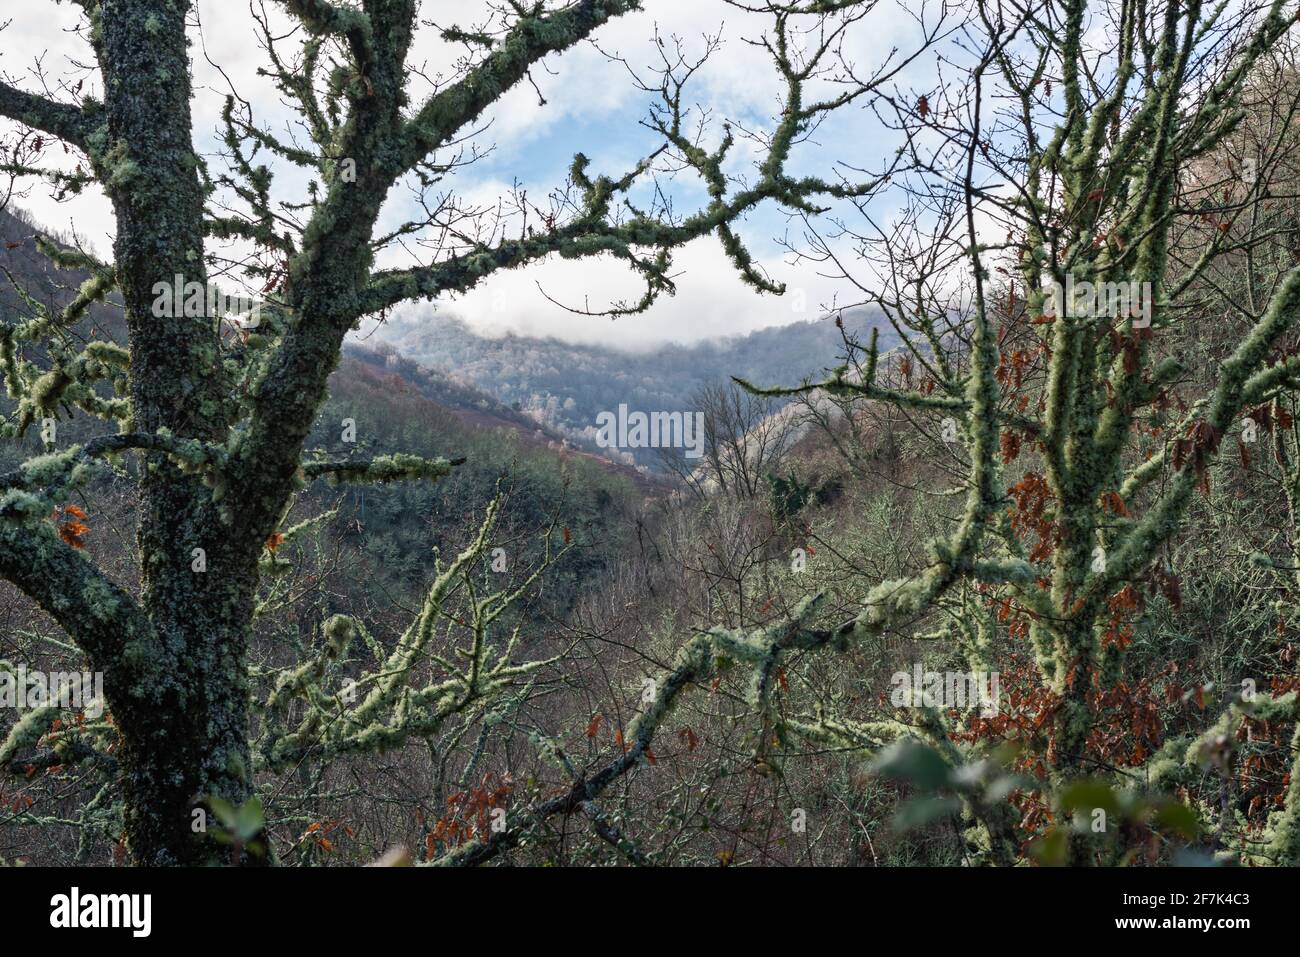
[373,306,891,467]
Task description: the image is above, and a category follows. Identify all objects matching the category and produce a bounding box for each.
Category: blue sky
[0,0,935,348]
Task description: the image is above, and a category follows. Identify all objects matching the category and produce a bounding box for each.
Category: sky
[0,0,941,349]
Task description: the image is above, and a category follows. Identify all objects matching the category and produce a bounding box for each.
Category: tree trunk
[96,0,258,865]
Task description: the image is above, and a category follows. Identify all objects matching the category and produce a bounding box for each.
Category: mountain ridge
[368,306,893,467]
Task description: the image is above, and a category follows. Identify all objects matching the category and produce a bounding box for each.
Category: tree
[0,0,925,864]
[658,380,800,499]
[719,0,1300,865]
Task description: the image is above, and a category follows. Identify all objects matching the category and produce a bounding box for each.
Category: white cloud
[2,0,936,348]
[371,232,855,349]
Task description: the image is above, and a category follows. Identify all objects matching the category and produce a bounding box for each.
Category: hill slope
[370,307,892,467]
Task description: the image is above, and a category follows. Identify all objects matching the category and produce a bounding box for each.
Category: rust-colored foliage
[426,773,513,856]
[54,504,90,549]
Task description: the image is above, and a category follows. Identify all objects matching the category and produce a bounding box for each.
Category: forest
[1,0,1300,902]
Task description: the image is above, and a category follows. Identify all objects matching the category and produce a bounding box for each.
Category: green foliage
[766,470,811,522]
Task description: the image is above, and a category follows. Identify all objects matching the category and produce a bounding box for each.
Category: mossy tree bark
[88,0,255,865]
